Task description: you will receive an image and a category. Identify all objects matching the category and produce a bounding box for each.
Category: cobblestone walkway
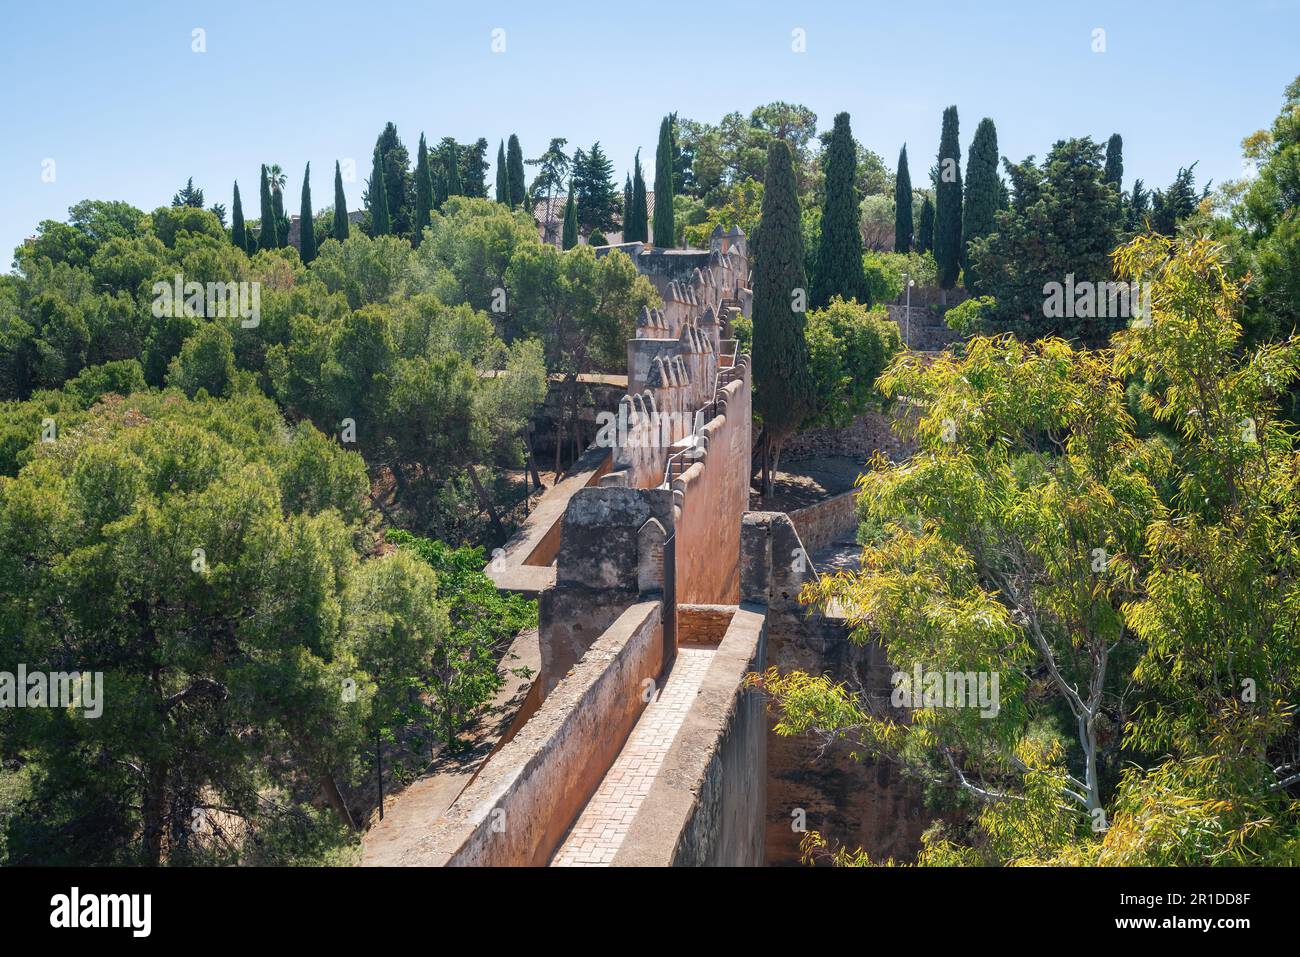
[550,646,715,866]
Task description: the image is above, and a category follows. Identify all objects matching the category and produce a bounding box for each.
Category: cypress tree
[962,118,1000,293]
[627,150,649,243]
[1103,133,1124,190]
[652,116,676,247]
[624,174,632,231]
[333,161,350,242]
[299,162,317,264]
[413,133,434,245]
[271,174,288,247]
[506,135,526,208]
[1104,133,1124,218]
[258,165,278,251]
[751,139,812,496]
[934,105,963,290]
[369,147,391,237]
[918,194,935,253]
[561,190,578,250]
[811,112,866,308]
[442,139,463,200]
[495,140,509,204]
[894,145,914,253]
[231,181,246,251]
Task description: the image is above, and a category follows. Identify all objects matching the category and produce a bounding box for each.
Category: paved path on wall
[550,646,716,866]
[812,538,864,575]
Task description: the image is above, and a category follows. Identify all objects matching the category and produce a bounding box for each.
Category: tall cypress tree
[271,171,288,247]
[495,140,509,205]
[1104,133,1124,219]
[624,174,632,231]
[962,118,1000,292]
[258,165,278,251]
[231,181,246,251]
[333,161,350,242]
[369,147,391,237]
[652,116,676,247]
[506,134,526,209]
[441,139,463,200]
[1103,133,1124,190]
[628,149,649,244]
[299,162,317,264]
[751,139,812,496]
[413,133,434,245]
[894,145,914,253]
[934,105,963,290]
[918,194,935,253]
[811,112,866,308]
[561,190,578,250]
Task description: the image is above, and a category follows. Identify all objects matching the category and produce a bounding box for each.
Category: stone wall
[739,511,937,866]
[783,405,919,464]
[672,356,751,604]
[615,604,768,867]
[404,601,665,867]
[789,489,859,557]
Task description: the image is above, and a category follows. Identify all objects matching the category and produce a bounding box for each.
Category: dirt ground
[749,454,871,512]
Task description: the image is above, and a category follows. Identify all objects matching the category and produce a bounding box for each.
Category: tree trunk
[320,771,358,830]
[141,764,167,865]
[524,429,543,490]
[466,463,506,540]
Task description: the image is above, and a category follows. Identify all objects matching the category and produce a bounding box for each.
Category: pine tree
[495,140,509,205]
[652,116,676,247]
[172,178,205,208]
[627,150,649,243]
[962,118,1000,293]
[333,161,350,242]
[561,190,578,250]
[413,134,434,246]
[258,165,278,251]
[461,138,490,198]
[231,182,246,251]
[918,194,935,253]
[751,139,812,496]
[570,141,620,234]
[299,162,317,264]
[369,147,391,237]
[894,145,914,253]
[934,105,963,290]
[811,112,866,308]
[507,135,526,209]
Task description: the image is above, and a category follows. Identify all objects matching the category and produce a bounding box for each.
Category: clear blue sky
[3,0,1297,263]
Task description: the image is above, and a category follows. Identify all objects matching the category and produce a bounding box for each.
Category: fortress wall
[672,357,751,604]
[614,604,768,867]
[538,486,676,696]
[411,601,665,867]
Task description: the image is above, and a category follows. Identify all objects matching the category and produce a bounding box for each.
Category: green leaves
[775,236,1300,864]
